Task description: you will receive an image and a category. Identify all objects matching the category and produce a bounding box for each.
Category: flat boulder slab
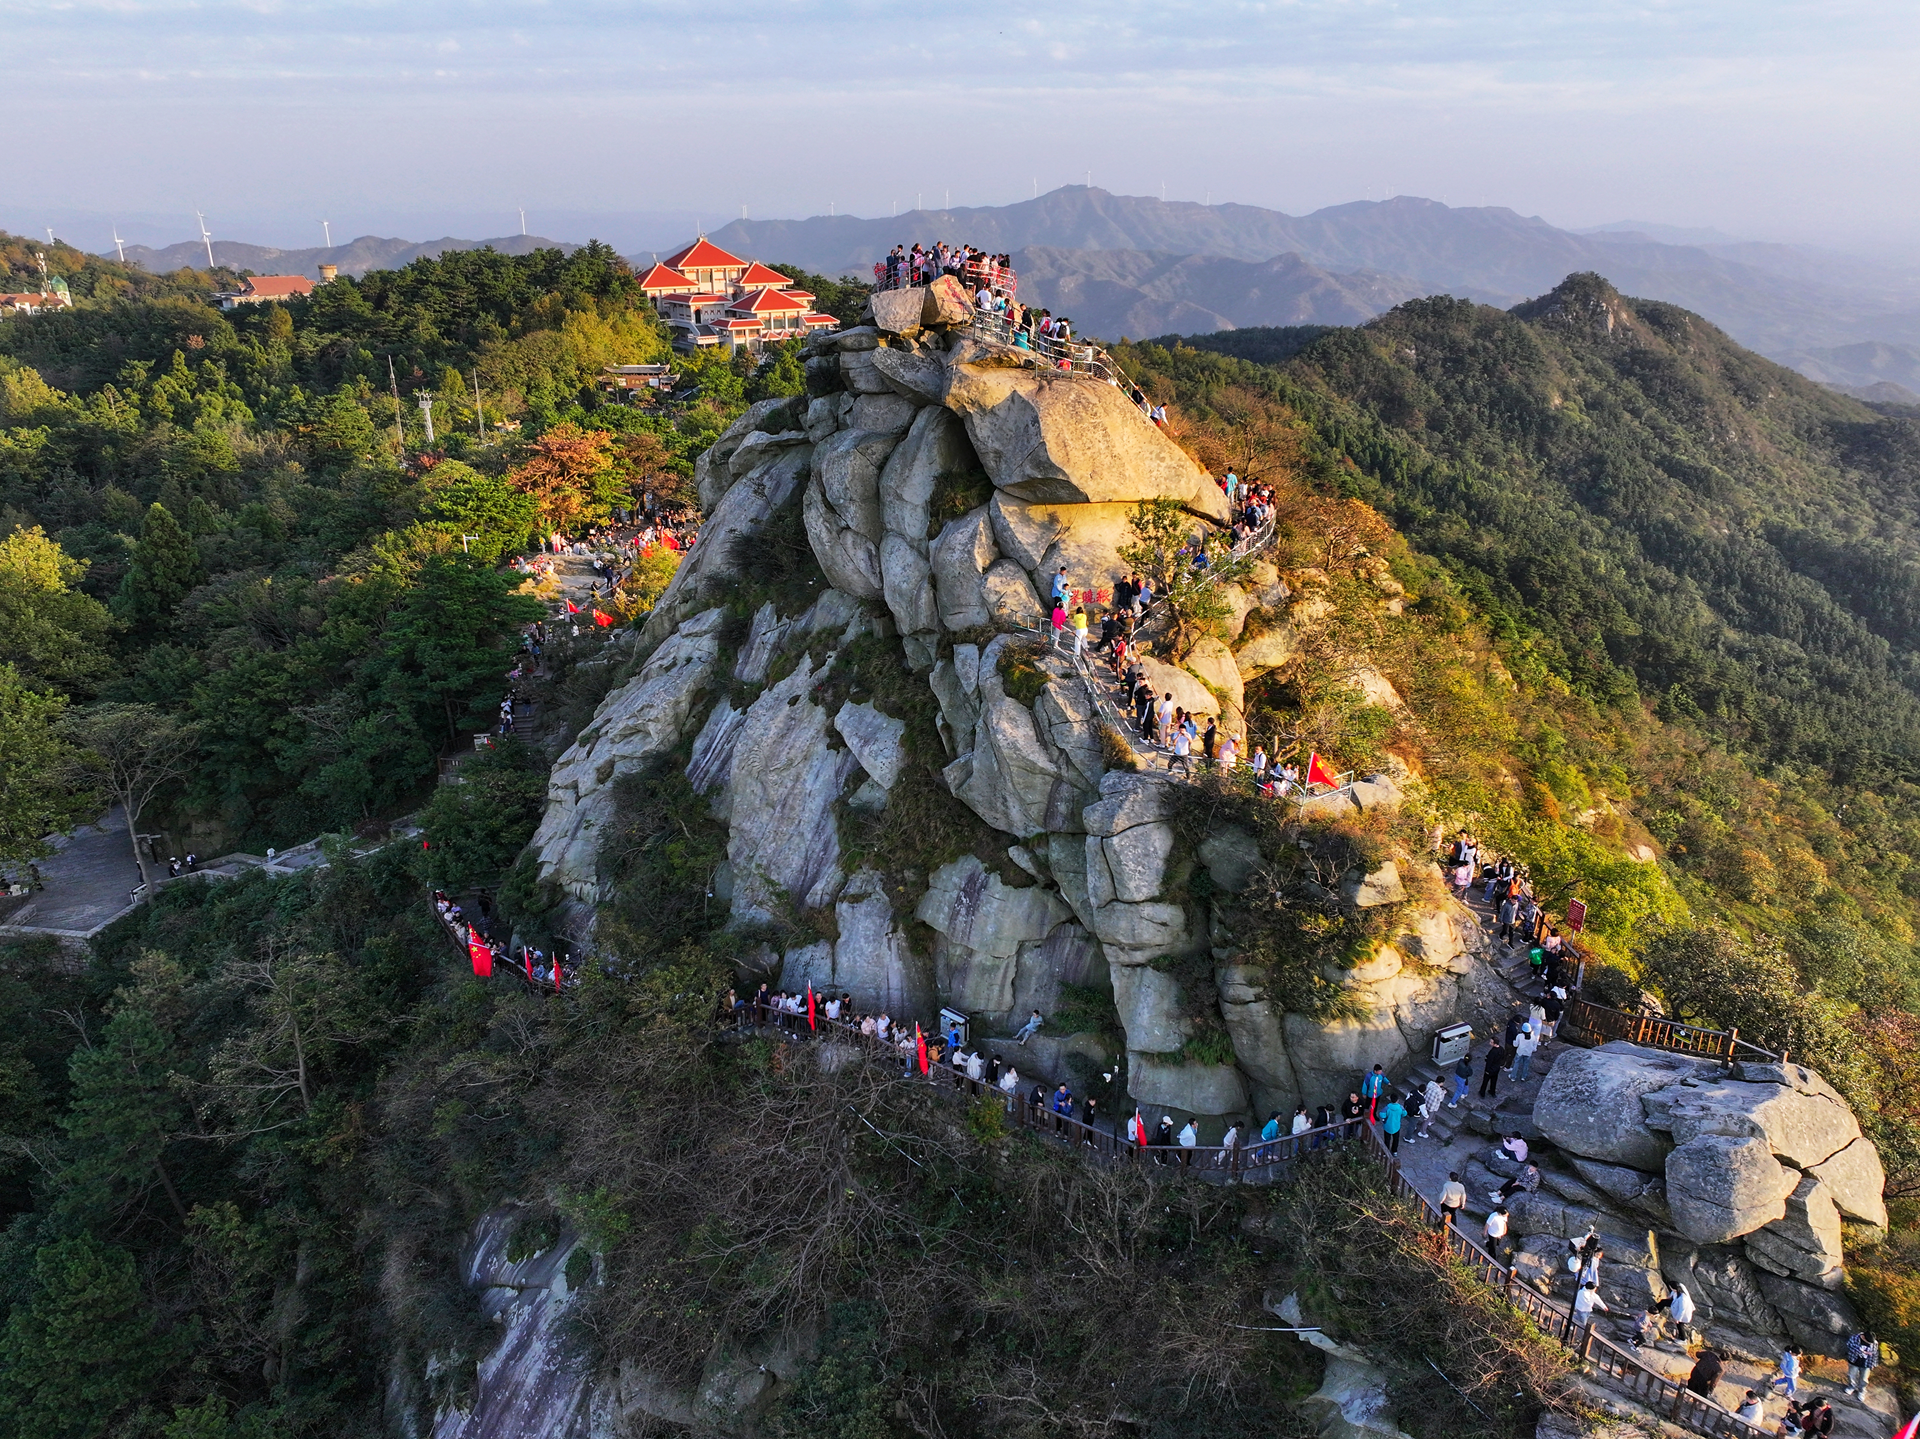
[1128,1053,1250,1121]
[1751,1270,1863,1358]
[833,701,907,791]
[942,361,1230,520]
[1665,1132,1795,1244]
[987,494,1141,595]
[1532,1041,1718,1171]
[867,288,925,336]
[1341,861,1406,908]
[1652,1075,1861,1169]
[869,344,948,406]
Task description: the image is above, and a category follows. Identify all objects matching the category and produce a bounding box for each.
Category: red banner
[1567,899,1588,934]
[468,937,492,977]
[1306,751,1338,790]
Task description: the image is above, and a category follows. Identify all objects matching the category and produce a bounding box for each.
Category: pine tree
[113,502,204,635]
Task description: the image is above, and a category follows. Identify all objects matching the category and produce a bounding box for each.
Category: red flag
[593,610,613,627]
[1889,1414,1919,1439]
[467,936,492,977]
[524,947,534,982]
[1306,751,1338,790]
[566,600,580,614]
[807,986,817,1030]
[553,955,562,994]
[916,1023,928,1075]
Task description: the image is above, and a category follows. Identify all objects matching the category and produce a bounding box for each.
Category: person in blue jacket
[1381,1093,1408,1154]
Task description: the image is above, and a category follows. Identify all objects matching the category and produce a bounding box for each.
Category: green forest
[10,235,1920,1437]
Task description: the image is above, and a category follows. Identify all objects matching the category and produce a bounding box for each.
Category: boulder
[813,428,895,544]
[1217,965,1300,1112]
[982,558,1047,629]
[1653,1077,1861,1169]
[1532,1042,1718,1171]
[1129,1053,1249,1119]
[1295,791,1359,820]
[1662,1244,1787,1354]
[929,507,997,630]
[694,396,800,509]
[1081,769,1177,837]
[1348,774,1405,813]
[1031,681,1104,799]
[917,856,1070,1014]
[1111,965,1192,1053]
[868,288,925,336]
[724,655,863,924]
[727,428,809,482]
[838,349,896,394]
[947,698,1060,837]
[644,445,811,639]
[1233,623,1299,675]
[921,274,974,328]
[830,871,927,1016]
[869,344,948,406]
[532,607,728,900]
[834,701,907,791]
[1182,637,1244,729]
[1085,897,1191,962]
[879,534,940,655]
[1664,1133,1795,1244]
[1134,655,1219,718]
[1095,821,1175,904]
[833,326,882,352]
[941,361,1230,519]
[1808,1137,1889,1227]
[1744,1174,1845,1289]
[804,396,840,442]
[849,392,917,434]
[803,476,883,598]
[1751,1271,1862,1358]
[987,494,1143,595]
[1283,1008,1409,1105]
[1341,861,1406,908]
[879,405,972,552]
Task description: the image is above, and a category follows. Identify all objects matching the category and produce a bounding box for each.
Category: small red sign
[1567,899,1587,934]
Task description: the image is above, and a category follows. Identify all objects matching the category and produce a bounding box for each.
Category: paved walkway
[0,805,142,942]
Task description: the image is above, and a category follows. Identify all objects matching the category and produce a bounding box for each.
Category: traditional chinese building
[637,238,838,351]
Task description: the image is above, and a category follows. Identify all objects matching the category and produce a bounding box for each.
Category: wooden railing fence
[1559,997,1784,1066]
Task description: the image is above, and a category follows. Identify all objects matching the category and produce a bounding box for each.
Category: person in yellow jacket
[1071,605,1089,657]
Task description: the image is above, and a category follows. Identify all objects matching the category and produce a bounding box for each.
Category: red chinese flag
[467,936,492,977]
[593,610,613,627]
[807,985,817,1031]
[524,947,534,982]
[553,956,562,994]
[916,1023,928,1075]
[1306,751,1338,790]
[565,600,580,614]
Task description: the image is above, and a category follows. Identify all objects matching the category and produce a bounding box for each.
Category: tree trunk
[153,1155,190,1224]
[123,801,152,904]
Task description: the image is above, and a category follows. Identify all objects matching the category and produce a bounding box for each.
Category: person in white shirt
[998,1066,1020,1094]
[1573,1281,1609,1323]
[1500,1132,1529,1164]
[1217,734,1239,770]
[1290,1106,1313,1137]
[1484,1203,1512,1263]
[1177,1119,1199,1150]
[966,1050,985,1082]
[824,996,842,1022]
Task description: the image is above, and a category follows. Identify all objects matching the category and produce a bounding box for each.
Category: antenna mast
[196,211,215,269]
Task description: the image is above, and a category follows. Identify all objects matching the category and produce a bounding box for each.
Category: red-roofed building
[645,237,839,351]
[216,274,316,310]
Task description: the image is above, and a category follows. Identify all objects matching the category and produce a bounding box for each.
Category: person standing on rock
[1439,1173,1467,1228]
[1572,1280,1609,1337]
[1510,1025,1540,1082]
[1687,1347,1726,1400]
[1050,601,1067,649]
[1669,1284,1695,1343]
[1415,1077,1446,1139]
[1362,1064,1388,1121]
[1845,1329,1880,1398]
[1071,605,1089,657]
[1479,1039,1505,1099]
[1156,693,1174,748]
[1484,1203,1512,1265]
[1768,1344,1802,1401]
[1169,725,1193,775]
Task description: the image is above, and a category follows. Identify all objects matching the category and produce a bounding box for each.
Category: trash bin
[1432,1022,1473,1066]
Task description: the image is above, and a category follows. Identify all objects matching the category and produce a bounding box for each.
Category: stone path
[0,804,143,943]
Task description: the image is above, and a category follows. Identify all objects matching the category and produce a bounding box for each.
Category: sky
[4,0,1919,257]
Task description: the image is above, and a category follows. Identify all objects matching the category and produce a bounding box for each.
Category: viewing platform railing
[1558,997,1783,1065]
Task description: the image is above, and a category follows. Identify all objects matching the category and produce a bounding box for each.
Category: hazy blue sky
[5,0,1918,254]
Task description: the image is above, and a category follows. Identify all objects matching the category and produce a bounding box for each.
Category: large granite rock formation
[1522,1042,1883,1357]
[528,288,1490,1147]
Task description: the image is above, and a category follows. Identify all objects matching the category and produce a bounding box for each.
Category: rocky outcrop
[1519,1043,1881,1357]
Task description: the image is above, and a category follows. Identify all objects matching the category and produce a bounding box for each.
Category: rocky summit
[527,283,1504,1120]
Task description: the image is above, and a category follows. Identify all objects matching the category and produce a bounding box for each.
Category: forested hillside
[1117,277,1920,1176]
[0,235,814,848]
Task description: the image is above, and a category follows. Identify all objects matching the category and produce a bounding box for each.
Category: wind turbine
[45,227,54,245]
[111,225,126,263]
[195,211,215,268]
[322,220,332,247]
[518,206,526,236]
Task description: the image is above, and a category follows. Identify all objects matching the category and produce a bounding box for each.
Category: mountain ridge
[112,232,574,278]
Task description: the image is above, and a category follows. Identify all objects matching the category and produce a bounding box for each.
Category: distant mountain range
[700,187,1920,373]
[103,188,1920,402]
[114,233,573,279]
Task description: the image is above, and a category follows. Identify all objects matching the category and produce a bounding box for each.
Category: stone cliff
[525,281,1501,1123]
